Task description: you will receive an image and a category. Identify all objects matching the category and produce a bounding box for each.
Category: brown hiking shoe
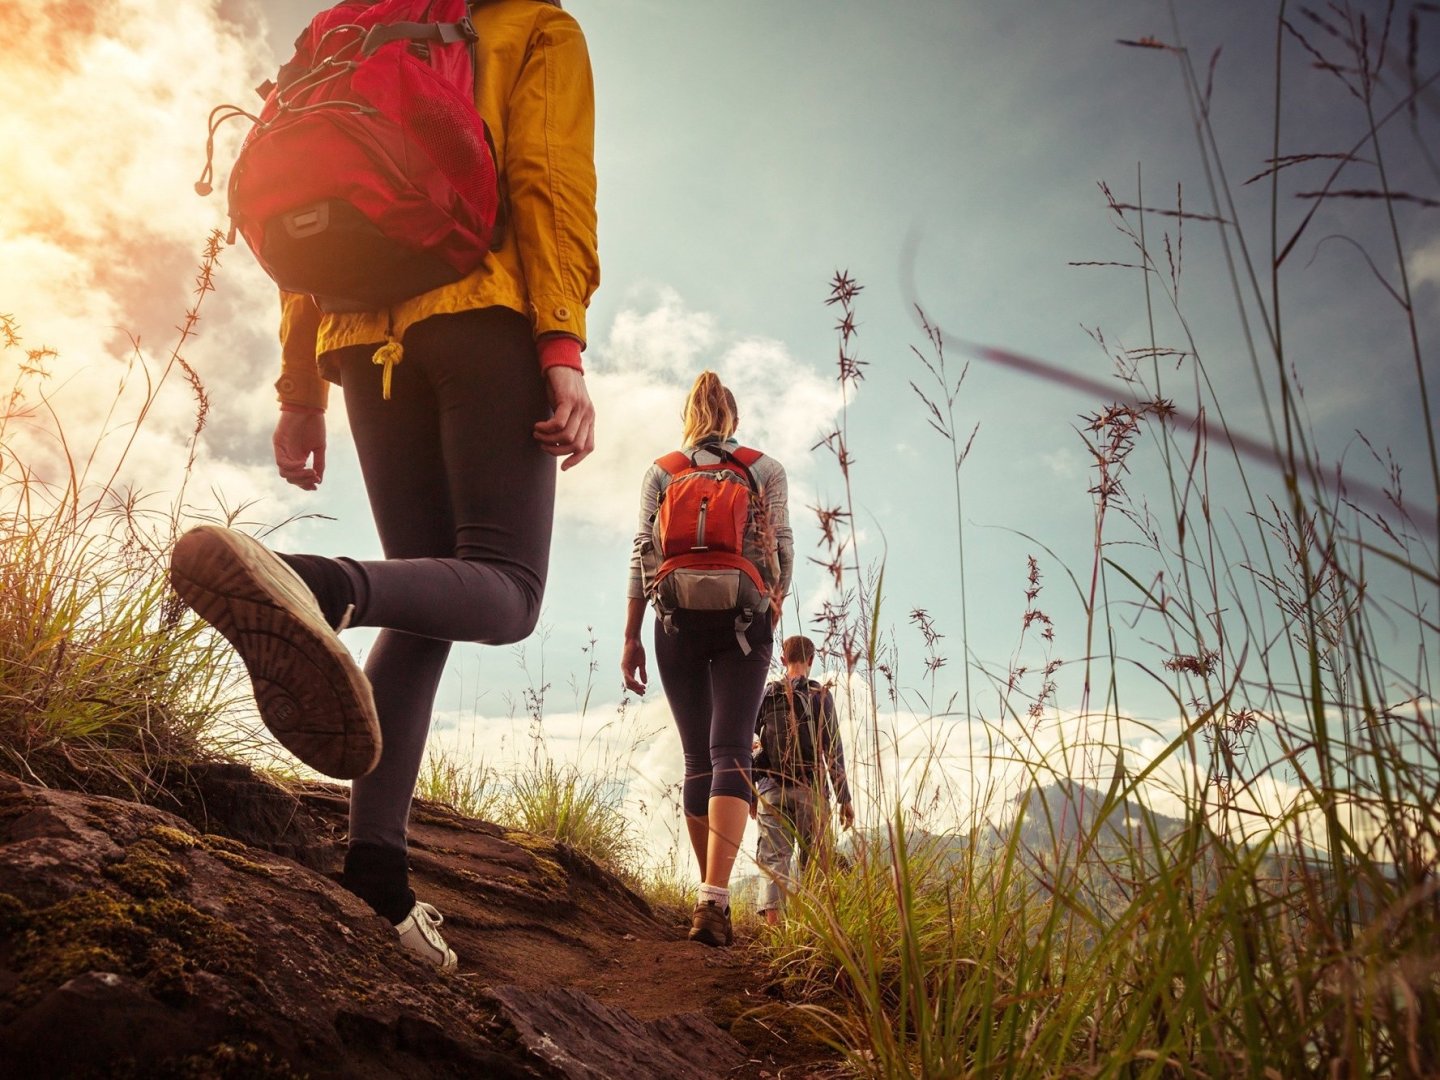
[687,900,733,947]
[169,525,380,779]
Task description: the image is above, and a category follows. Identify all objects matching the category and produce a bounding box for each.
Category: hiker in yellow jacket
[171,0,598,970]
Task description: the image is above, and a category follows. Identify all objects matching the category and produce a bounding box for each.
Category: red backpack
[645,444,775,651]
[196,0,500,313]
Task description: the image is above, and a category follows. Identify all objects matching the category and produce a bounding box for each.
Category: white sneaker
[395,900,457,970]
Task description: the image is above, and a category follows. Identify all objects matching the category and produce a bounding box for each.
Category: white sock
[698,883,730,909]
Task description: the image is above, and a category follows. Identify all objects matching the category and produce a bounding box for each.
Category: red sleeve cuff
[537,334,584,374]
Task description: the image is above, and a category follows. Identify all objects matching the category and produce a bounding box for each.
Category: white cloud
[716,335,843,469]
[1042,447,1083,480]
[1407,234,1440,291]
[561,288,846,535]
[599,286,717,380]
[0,0,297,524]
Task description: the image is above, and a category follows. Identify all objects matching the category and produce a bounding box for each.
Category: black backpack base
[261,199,467,313]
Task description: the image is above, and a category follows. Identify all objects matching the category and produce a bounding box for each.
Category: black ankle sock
[277,553,357,630]
[342,843,415,925]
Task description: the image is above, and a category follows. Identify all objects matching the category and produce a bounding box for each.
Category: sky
[2,0,1436,867]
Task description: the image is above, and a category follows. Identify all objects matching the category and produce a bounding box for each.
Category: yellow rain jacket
[275,0,599,410]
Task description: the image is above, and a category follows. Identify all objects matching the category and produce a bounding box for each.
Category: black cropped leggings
[329,307,555,852]
[653,616,774,818]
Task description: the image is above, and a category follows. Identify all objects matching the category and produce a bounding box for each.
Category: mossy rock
[3,888,253,1018]
[104,838,191,899]
[501,831,567,883]
[145,824,201,850]
[205,847,283,878]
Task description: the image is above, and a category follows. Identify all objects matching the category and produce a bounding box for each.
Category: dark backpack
[196,0,500,313]
[643,444,774,647]
[756,679,821,786]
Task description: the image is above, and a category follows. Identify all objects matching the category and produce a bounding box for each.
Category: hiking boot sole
[170,525,380,779]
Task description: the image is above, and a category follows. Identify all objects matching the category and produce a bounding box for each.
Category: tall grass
[758,6,1440,1077]
[0,235,255,800]
[416,638,651,879]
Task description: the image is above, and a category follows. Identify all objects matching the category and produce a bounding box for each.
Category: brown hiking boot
[169,525,380,779]
[688,900,733,947]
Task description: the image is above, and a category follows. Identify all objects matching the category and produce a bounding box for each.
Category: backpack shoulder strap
[360,16,479,58]
[655,450,692,475]
[713,446,760,491]
[756,679,783,733]
[795,680,820,719]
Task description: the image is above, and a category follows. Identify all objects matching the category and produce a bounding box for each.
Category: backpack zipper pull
[694,496,709,551]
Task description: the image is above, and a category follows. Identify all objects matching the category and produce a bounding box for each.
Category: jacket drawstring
[371,309,402,399]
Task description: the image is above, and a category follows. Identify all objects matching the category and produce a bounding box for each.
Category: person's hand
[839,801,856,830]
[748,799,758,821]
[273,407,326,490]
[621,637,648,695]
[533,366,595,470]
[770,604,783,629]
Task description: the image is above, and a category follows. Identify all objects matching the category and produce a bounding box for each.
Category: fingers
[621,647,648,695]
[281,469,320,491]
[273,442,318,489]
[273,411,326,491]
[533,403,595,469]
[534,367,596,470]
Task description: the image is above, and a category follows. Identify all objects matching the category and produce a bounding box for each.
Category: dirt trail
[298,784,842,1078]
[1,766,845,1078]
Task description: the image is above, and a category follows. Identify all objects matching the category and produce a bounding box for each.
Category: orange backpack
[645,444,773,650]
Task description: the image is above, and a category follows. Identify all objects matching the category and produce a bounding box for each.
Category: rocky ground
[0,766,845,1079]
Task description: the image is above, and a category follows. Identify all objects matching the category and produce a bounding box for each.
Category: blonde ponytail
[681,371,738,448]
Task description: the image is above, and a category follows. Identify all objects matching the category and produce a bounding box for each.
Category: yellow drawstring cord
[372,338,403,400]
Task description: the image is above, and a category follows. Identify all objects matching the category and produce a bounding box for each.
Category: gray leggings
[333,307,555,852]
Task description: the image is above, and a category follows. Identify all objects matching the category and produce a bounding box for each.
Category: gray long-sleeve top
[627,437,794,604]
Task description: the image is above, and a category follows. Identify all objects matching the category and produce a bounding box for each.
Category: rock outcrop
[0,770,817,1078]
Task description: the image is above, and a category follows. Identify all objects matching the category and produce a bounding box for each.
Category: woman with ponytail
[622,371,793,947]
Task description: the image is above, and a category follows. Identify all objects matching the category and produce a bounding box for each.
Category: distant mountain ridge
[1011,779,1189,849]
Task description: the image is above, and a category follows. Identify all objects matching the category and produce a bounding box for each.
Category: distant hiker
[169,0,598,970]
[622,371,793,947]
[752,635,854,925]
